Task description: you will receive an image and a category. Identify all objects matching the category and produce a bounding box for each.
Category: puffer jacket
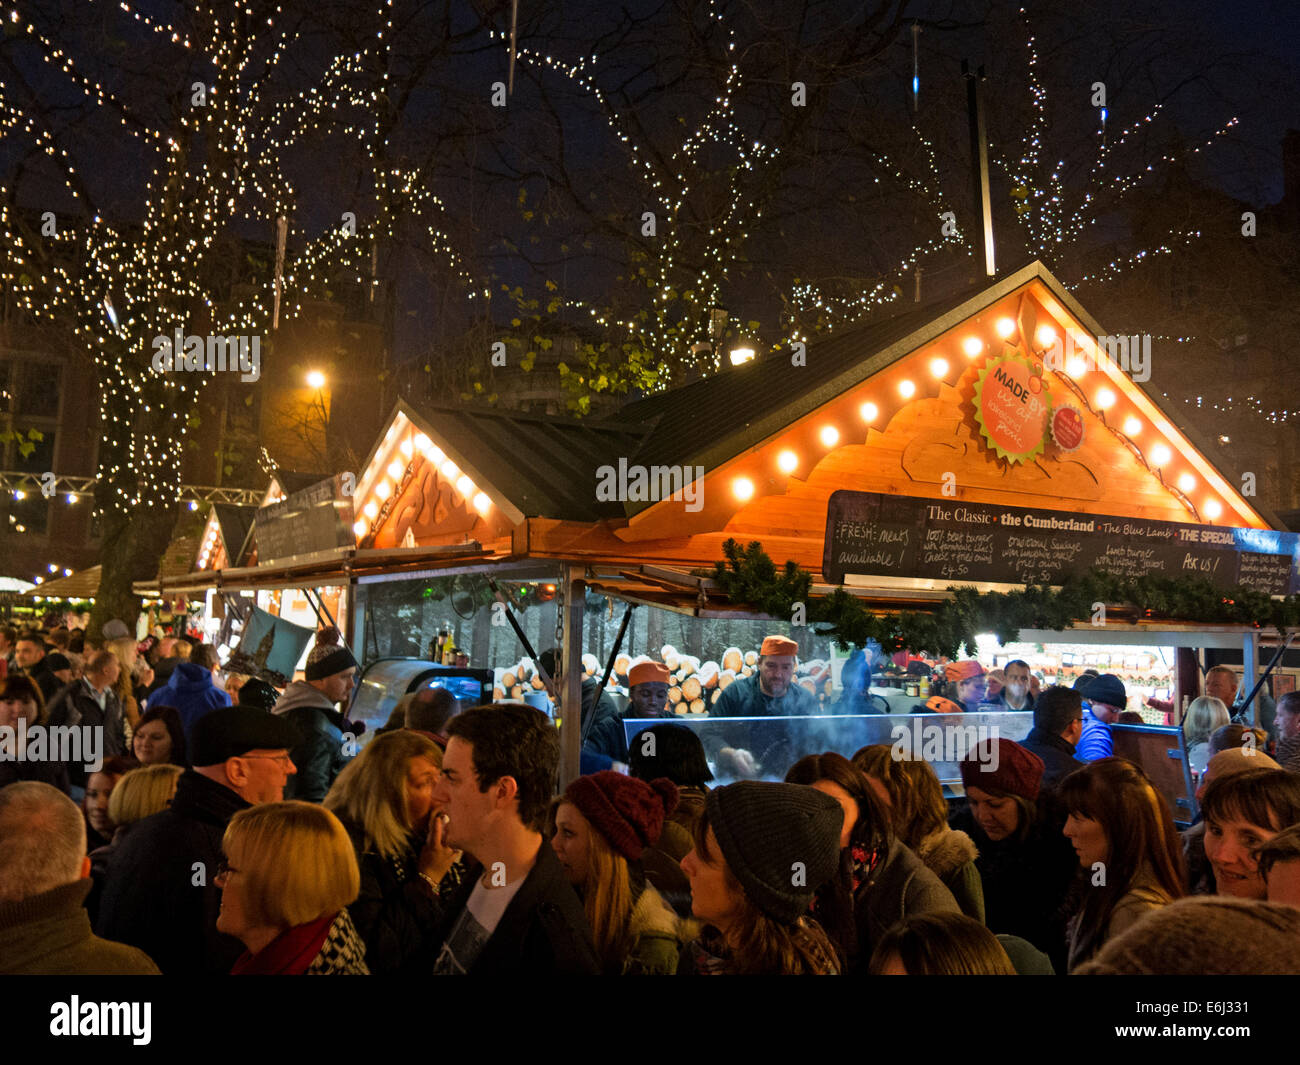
[156,661,231,744]
[620,882,693,975]
[272,681,353,802]
[915,826,984,924]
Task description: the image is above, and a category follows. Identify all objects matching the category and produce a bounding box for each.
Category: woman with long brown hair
[550,771,687,974]
[679,781,843,975]
[1058,757,1186,970]
[853,744,984,923]
[786,752,959,971]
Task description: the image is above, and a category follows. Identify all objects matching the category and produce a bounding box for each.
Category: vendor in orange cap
[946,660,994,713]
[627,661,674,720]
[712,635,819,719]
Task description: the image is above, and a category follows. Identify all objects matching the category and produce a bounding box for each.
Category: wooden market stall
[152,260,1298,784]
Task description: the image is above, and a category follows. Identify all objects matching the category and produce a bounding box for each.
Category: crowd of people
[3,621,1300,976]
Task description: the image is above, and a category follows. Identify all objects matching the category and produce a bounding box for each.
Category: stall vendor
[626,661,674,720]
[947,660,999,714]
[712,636,819,719]
[539,647,628,773]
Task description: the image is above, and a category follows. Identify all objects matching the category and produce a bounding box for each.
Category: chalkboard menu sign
[255,475,356,565]
[822,491,1299,595]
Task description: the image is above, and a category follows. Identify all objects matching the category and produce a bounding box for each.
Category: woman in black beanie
[678,781,843,974]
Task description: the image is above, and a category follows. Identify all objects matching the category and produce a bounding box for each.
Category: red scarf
[230,913,336,975]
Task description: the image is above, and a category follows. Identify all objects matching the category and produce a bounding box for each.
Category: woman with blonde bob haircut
[323,730,462,974]
[217,801,368,974]
[1183,696,1231,776]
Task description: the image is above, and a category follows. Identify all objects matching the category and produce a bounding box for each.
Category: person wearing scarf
[218,801,369,975]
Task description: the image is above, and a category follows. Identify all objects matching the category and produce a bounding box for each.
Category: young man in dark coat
[271,635,359,802]
[94,707,301,974]
[1018,685,1086,792]
[430,703,600,975]
[44,651,127,797]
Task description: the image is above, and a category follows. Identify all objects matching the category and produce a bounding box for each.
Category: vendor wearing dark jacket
[95,706,301,974]
[1019,685,1086,792]
[272,633,359,802]
[539,647,628,772]
[430,704,600,974]
[709,635,818,780]
[949,738,1078,972]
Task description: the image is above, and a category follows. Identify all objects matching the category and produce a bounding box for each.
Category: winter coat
[272,681,352,803]
[582,678,632,764]
[339,817,444,975]
[44,679,127,790]
[853,837,961,965]
[1067,870,1175,971]
[95,769,249,974]
[158,662,231,744]
[0,752,70,793]
[915,827,984,924]
[950,801,1078,973]
[1076,709,1113,761]
[432,843,601,975]
[711,673,820,718]
[1020,726,1086,791]
[0,878,160,975]
[26,659,63,704]
[620,882,692,975]
[306,909,370,974]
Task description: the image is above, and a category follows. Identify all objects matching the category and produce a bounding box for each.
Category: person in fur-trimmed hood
[853,745,985,923]
[551,771,694,974]
[272,629,361,802]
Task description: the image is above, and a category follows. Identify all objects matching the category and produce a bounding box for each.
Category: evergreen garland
[700,539,1300,658]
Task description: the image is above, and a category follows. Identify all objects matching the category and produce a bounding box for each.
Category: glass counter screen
[422,675,484,705]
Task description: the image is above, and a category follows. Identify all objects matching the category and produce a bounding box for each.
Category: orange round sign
[973,353,1050,464]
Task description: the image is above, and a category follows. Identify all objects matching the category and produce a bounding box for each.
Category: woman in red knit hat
[550,771,690,974]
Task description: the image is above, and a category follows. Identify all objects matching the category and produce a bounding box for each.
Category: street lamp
[306,370,327,389]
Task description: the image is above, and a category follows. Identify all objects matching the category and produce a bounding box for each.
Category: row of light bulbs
[721,315,1226,521]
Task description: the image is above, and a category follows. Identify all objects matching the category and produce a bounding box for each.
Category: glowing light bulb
[1204,500,1222,520]
[995,318,1015,339]
[777,450,798,474]
[1036,325,1056,347]
[415,432,432,453]
[930,357,950,378]
[473,492,491,513]
[386,460,403,481]
[1066,356,1088,378]
[352,520,367,537]
[1177,473,1196,493]
[306,370,326,389]
[898,380,916,399]
[456,475,474,497]
[400,437,413,458]
[1095,388,1115,409]
[440,459,459,480]
[363,501,378,520]
[732,477,755,502]
[1123,416,1142,436]
[860,402,878,423]
[1150,444,1171,466]
[820,426,839,448]
[375,481,391,500]
[962,337,983,357]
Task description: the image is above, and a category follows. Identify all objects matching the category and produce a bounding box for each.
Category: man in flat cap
[95,707,301,974]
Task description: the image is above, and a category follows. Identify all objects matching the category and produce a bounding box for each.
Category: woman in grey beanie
[678,781,844,974]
